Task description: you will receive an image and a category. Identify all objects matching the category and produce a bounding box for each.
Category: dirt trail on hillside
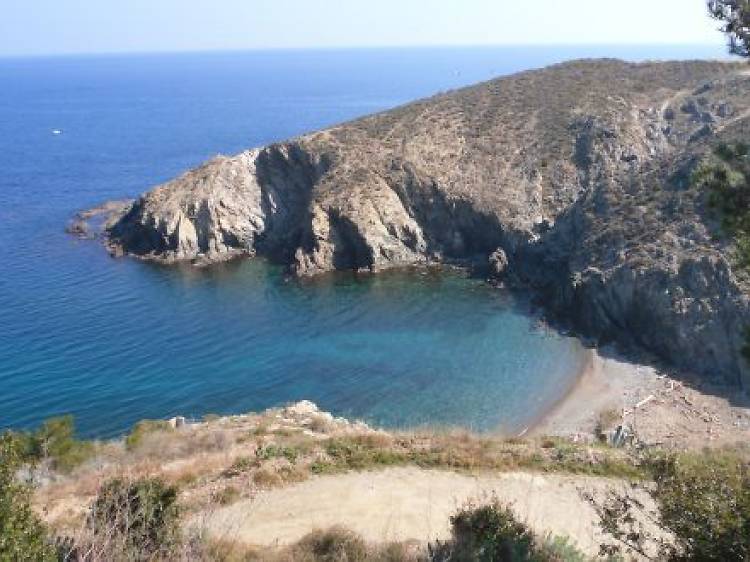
[198,466,650,556]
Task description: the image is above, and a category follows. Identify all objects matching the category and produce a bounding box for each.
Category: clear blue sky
[0,0,725,57]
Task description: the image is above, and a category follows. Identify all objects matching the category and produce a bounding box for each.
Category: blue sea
[0,45,728,438]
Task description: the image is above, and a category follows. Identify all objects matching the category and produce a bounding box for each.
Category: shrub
[693,143,750,367]
[436,499,535,561]
[257,444,301,464]
[292,527,369,562]
[213,485,240,506]
[0,433,56,561]
[590,451,750,561]
[88,477,180,559]
[7,415,93,472]
[31,415,93,472]
[125,419,172,451]
[253,468,283,488]
[227,455,257,475]
[694,143,750,257]
[429,497,584,561]
[536,535,589,562]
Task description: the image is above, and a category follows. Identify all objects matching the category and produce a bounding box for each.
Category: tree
[709,0,750,58]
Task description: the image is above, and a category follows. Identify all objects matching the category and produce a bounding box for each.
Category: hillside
[81,59,750,385]
[21,397,750,560]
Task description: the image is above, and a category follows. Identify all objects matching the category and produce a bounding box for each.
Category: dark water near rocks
[0,45,726,438]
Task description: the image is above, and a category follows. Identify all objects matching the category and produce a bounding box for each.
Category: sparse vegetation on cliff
[693,141,750,365]
[695,142,750,266]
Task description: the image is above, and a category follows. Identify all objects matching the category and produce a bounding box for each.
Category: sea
[0,45,728,438]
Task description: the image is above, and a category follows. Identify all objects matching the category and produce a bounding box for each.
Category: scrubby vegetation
[693,141,750,360]
[86,477,181,559]
[305,434,642,480]
[1,406,750,560]
[0,409,643,561]
[0,434,56,561]
[695,142,750,265]
[125,419,174,451]
[429,498,587,562]
[5,415,93,473]
[589,449,750,561]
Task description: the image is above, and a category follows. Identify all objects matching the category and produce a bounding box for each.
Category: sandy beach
[534,346,750,448]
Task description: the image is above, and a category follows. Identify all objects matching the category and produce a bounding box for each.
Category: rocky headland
[78,59,750,387]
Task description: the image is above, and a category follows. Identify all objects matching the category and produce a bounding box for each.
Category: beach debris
[608,424,634,448]
[635,395,656,409]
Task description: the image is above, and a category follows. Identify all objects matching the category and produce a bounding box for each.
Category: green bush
[652,453,750,561]
[88,477,180,559]
[125,419,172,451]
[441,499,535,561]
[693,143,750,367]
[31,415,93,472]
[694,143,750,249]
[429,498,586,561]
[292,527,369,562]
[591,452,750,561]
[257,444,301,464]
[6,415,93,473]
[536,535,589,562]
[0,433,56,562]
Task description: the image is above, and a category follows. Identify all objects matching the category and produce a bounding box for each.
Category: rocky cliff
[90,59,750,386]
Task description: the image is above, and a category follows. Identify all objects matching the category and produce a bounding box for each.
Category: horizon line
[0,42,730,61]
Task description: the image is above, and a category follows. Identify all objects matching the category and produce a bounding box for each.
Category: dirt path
[198,466,645,556]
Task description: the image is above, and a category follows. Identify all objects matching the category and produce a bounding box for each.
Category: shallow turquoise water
[0,46,725,437]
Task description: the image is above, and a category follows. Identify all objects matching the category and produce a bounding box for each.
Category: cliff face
[99,59,750,386]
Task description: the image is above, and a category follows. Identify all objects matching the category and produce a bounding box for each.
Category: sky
[0,0,726,57]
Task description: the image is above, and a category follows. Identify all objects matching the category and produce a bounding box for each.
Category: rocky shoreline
[73,59,750,387]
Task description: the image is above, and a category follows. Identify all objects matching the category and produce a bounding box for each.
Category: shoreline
[532,346,750,448]
[523,347,597,438]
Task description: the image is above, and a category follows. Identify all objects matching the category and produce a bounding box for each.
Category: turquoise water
[0,46,727,438]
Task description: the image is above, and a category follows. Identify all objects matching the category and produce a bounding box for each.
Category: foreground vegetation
[1,407,749,561]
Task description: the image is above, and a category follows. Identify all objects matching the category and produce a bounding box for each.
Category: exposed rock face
[488,248,510,279]
[91,59,750,386]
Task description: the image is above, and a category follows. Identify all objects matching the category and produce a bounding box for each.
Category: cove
[3,47,719,439]
[0,257,586,438]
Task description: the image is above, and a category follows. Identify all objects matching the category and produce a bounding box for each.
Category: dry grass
[252,468,284,488]
[35,404,645,543]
